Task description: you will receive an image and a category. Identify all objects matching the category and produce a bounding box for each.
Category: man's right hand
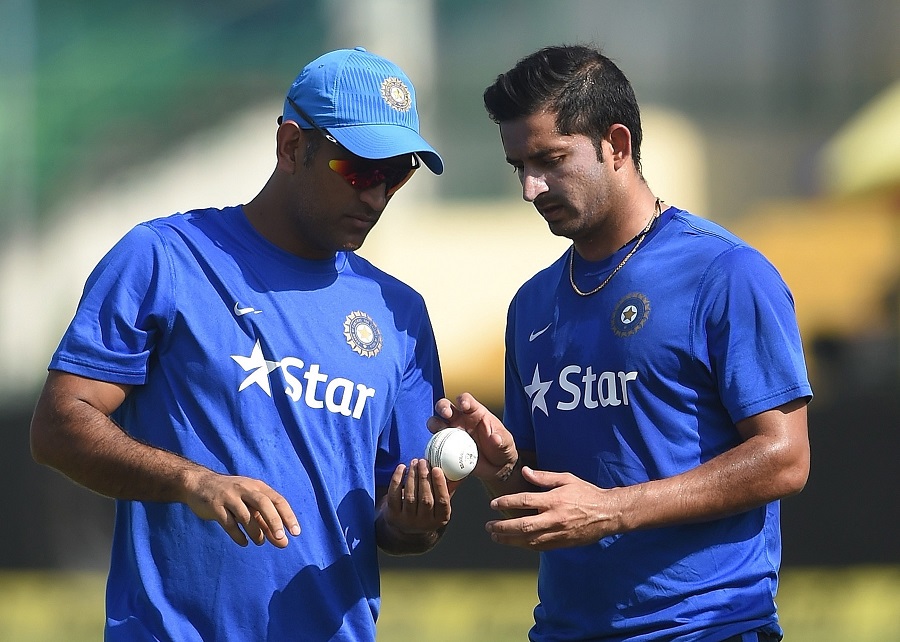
[429,392,519,482]
[182,470,301,548]
[31,370,300,549]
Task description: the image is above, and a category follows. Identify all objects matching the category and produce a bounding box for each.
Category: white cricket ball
[425,428,478,481]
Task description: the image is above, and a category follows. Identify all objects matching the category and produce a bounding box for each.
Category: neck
[242,187,328,260]
[575,194,661,262]
[242,187,286,250]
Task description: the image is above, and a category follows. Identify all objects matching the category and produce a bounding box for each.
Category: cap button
[354,46,367,52]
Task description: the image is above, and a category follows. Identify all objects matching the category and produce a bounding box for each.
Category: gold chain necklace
[568,198,661,297]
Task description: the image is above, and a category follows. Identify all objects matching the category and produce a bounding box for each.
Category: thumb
[489,429,518,464]
[521,466,569,489]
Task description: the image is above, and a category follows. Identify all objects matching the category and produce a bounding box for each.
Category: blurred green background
[1,0,898,639]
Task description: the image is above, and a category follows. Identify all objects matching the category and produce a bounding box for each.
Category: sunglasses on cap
[285,97,419,197]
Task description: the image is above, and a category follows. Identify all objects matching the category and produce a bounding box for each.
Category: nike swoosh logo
[234,302,261,316]
[529,323,552,341]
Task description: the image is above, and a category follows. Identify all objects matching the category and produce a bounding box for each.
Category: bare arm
[487,398,810,550]
[615,398,810,529]
[30,370,301,548]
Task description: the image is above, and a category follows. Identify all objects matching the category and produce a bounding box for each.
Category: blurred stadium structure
[0,0,897,570]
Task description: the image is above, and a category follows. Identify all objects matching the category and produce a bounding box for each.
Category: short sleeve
[695,246,812,422]
[50,223,175,385]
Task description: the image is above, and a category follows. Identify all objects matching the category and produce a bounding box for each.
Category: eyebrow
[505,144,568,166]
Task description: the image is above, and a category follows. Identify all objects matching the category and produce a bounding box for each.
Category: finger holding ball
[425,428,478,481]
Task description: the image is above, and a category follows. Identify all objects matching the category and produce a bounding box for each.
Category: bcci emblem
[380,77,412,112]
[611,292,651,338]
[343,311,383,358]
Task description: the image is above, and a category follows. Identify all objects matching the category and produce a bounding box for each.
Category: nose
[522,172,548,203]
[357,183,389,211]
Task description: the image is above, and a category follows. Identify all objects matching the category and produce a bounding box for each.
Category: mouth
[536,201,566,223]
[346,212,380,226]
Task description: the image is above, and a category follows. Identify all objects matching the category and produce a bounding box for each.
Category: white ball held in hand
[425,428,478,481]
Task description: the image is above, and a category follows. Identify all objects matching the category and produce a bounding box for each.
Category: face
[500,110,618,244]
[284,131,417,259]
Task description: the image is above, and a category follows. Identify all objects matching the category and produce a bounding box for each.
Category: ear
[275,121,304,173]
[606,124,633,171]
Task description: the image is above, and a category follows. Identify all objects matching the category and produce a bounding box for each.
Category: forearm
[32,371,301,548]
[31,385,208,503]
[484,403,809,550]
[616,430,809,532]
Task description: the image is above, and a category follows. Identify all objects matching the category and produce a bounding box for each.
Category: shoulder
[91,208,230,280]
[664,208,777,272]
[138,207,229,239]
[668,209,747,248]
[105,208,236,265]
[346,253,428,307]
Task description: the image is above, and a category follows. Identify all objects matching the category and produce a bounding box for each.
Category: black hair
[483,44,643,171]
[303,134,322,169]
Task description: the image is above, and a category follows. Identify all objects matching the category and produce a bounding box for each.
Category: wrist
[375,513,444,556]
[494,456,519,482]
[475,455,520,484]
[173,462,212,505]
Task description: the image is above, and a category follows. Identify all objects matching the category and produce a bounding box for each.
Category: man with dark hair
[31,47,451,641]
[432,44,811,641]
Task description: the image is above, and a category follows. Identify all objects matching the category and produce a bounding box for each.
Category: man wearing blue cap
[31,47,449,641]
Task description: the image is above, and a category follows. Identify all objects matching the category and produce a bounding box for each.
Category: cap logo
[380,77,412,112]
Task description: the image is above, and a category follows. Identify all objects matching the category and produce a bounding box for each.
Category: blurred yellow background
[2,568,899,641]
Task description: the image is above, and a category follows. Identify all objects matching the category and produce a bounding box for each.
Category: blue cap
[282,47,443,175]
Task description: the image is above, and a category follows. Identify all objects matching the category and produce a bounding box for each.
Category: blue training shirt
[504,206,812,642]
[50,206,443,641]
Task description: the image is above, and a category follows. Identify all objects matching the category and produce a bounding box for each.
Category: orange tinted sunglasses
[286,97,419,197]
[327,157,419,197]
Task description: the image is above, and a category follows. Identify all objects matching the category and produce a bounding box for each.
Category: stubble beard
[543,206,591,241]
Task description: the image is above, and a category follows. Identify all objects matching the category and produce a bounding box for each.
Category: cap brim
[328,124,444,175]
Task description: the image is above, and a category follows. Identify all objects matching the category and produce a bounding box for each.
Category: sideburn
[303,135,322,168]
